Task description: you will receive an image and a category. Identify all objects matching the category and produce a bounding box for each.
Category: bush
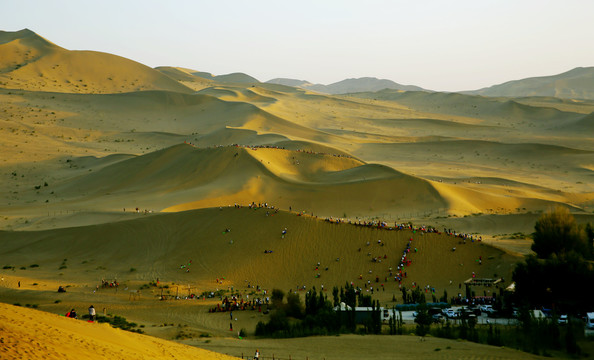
[94,315,142,333]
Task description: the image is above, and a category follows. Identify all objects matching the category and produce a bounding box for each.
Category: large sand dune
[1,143,447,228]
[0,206,518,344]
[0,29,192,94]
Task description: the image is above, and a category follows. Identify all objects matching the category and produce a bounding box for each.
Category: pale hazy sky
[3,0,593,91]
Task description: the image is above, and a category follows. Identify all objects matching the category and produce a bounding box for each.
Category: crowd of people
[209,293,270,313]
[182,141,354,159]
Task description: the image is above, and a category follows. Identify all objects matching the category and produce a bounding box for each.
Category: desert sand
[1,28,593,359]
[0,302,238,360]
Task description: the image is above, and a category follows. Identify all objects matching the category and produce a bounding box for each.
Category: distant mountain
[0,29,193,94]
[266,77,426,94]
[465,67,594,100]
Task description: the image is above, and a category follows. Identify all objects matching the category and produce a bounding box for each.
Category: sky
[3,0,594,91]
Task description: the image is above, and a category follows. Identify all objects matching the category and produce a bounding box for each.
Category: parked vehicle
[444,309,458,319]
[558,314,568,325]
[586,313,594,330]
[466,306,482,316]
[479,305,493,312]
[457,308,479,319]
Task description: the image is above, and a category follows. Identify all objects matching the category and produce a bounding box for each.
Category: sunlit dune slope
[0,207,517,296]
[37,144,445,219]
[0,302,238,360]
[197,86,276,103]
[0,29,192,94]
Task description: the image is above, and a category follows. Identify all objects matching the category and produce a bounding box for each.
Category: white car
[558,314,568,325]
[479,305,493,312]
[444,309,458,318]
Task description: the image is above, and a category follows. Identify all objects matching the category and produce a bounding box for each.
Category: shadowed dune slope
[0,302,238,360]
[0,207,517,295]
[0,29,192,94]
[562,112,594,132]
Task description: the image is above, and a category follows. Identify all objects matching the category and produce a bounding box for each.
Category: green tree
[271,288,284,309]
[332,286,339,307]
[532,207,588,259]
[586,222,594,259]
[513,209,594,314]
[285,292,303,319]
[414,303,431,336]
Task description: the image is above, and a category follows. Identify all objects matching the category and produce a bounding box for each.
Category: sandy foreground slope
[0,302,550,360]
[0,302,238,360]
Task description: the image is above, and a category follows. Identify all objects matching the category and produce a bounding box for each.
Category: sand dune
[11,143,444,220]
[0,303,238,360]
[154,66,215,91]
[0,29,192,94]
[353,140,594,197]
[1,30,592,233]
[349,89,585,129]
[0,207,516,303]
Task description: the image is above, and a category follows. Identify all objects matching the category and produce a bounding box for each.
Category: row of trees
[255,284,383,337]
